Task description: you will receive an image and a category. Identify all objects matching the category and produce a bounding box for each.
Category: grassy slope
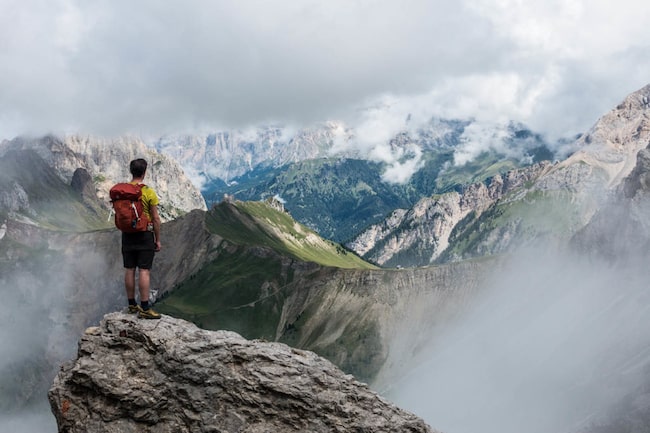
[206,200,377,270]
[155,200,382,380]
[440,189,581,262]
[203,152,529,243]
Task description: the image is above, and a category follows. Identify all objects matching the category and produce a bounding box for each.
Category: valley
[0,83,649,432]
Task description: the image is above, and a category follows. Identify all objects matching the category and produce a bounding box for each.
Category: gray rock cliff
[348,83,650,266]
[49,312,435,433]
[348,162,552,265]
[153,123,349,183]
[1,134,207,222]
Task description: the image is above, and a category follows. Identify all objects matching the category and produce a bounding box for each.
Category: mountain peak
[559,83,650,188]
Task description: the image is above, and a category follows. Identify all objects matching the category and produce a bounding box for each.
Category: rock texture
[1,134,207,221]
[563,83,650,188]
[153,123,349,183]
[348,83,650,266]
[49,312,435,433]
[348,162,552,265]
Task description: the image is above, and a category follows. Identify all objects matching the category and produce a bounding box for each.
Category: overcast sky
[1,0,649,141]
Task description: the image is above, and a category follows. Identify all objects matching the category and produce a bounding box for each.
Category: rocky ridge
[348,84,650,266]
[49,312,435,433]
[153,122,349,183]
[562,83,650,188]
[348,161,553,265]
[1,134,206,221]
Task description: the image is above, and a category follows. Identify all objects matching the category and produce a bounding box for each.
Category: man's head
[129,158,148,179]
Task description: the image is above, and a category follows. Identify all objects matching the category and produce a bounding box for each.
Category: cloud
[0,0,649,141]
[387,246,650,433]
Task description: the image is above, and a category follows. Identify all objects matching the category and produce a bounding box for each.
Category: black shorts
[122,232,155,269]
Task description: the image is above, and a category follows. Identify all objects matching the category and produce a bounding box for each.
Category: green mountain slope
[204,150,544,242]
[206,199,377,269]
[156,200,387,380]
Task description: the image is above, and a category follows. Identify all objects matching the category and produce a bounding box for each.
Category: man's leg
[137,268,160,319]
[135,247,160,319]
[124,267,141,312]
[138,268,150,305]
[125,268,136,300]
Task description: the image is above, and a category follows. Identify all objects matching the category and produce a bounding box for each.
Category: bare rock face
[556,83,650,189]
[153,122,348,183]
[348,162,551,265]
[49,312,435,433]
[2,134,207,222]
[349,84,650,266]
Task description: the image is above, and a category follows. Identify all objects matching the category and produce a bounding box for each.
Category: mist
[386,245,650,433]
[0,226,124,432]
[0,258,72,431]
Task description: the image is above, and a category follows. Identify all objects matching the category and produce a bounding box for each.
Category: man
[122,158,162,319]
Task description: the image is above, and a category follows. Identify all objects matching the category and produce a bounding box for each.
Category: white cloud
[381,145,425,184]
[0,0,648,141]
[388,246,650,433]
[453,122,510,165]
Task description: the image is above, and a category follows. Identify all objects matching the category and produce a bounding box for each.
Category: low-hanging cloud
[0,225,124,432]
[386,242,650,433]
[1,0,649,142]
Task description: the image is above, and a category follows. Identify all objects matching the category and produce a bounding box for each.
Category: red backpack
[109,183,150,232]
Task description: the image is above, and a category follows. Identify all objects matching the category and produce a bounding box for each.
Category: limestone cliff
[348,162,553,266]
[153,122,348,183]
[348,83,650,266]
[1,134,207,221]
[561,83,650,188]
[49,312,435,433]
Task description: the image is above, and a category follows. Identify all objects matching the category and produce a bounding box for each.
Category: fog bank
[388,247,650,433]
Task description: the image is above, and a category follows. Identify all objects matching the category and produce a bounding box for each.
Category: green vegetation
[156,242,384,381]
[433,152,519,193]
[157,246,291,339]
[439,189,580,262]
[156,198,383,379]
[206,200,377,269]
[203,149,537,243]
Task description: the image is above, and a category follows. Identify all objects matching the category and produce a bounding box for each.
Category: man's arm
[150,204,162,251]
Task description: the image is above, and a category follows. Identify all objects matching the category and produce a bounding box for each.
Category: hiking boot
[127,304,143,314]
[138,308,161,320]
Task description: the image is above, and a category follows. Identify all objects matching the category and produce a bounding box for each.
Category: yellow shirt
[131,183,159,220]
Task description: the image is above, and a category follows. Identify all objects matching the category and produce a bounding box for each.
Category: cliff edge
[48,312,435,433]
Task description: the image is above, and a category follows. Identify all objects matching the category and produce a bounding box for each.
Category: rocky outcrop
[348,162,552,266]
[153,122,349,183]
[70,167,95,199]
[563,83,650,188]
[571,141,650,262]
[71,167,105,217]
[1,134,207,221]
[623,144,650,198]
[348,83,650,266]
[49,312,435,433]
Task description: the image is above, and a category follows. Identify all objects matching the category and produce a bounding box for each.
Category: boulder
[49,312,435,433]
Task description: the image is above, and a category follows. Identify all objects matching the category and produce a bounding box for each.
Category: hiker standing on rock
[110,158,162,319]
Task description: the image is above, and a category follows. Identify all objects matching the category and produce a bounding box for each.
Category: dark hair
[129,159,148,178]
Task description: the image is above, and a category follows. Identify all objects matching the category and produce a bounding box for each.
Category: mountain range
[1,83,649,432]
[153,119,556,242]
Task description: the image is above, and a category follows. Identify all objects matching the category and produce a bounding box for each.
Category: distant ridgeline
[155,119,554,243]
